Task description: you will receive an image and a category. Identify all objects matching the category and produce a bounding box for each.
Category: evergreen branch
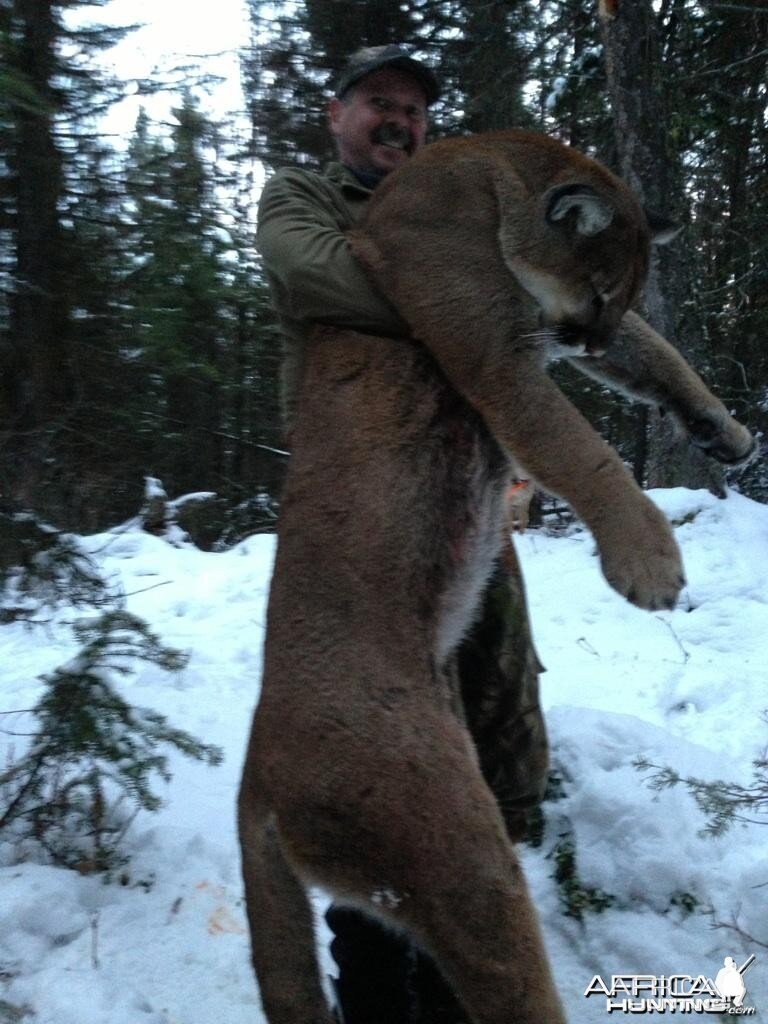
[0,607,222,872]
[635,752,768,837]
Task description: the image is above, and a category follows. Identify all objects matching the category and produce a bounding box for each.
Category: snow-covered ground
[2,487,767,1022]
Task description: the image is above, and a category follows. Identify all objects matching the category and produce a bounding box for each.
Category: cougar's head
[503,180,677,358]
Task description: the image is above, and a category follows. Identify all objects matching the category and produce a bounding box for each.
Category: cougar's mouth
[553,323,607,358]
[371,123,412,153]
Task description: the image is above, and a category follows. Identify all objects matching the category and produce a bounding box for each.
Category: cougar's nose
[558,322,610,357]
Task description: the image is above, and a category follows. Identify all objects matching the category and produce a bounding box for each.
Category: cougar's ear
[546,183,615,236]
[645,207,681,245]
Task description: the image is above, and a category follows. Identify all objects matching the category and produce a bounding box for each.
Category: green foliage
[529,0,612,150]
[525,765,569,849]
[550,833,616,921]
[114,96,285,513]
[2,4,284,529]
[0,514,223,875]
[635,749,768,838]
[531,761,708,922]
[0,996,34,1024]
[526,763,616,920]
[122,96,226,495]
[433,1,537,136]
[0,511,109,621]
[0,610,222,874]
[668,890,699,916]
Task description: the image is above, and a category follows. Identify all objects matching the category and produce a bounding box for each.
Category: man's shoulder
[262,162,369,202]
[261,164,322,197]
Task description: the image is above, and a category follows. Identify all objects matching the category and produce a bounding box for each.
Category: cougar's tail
[238,787,334,1024]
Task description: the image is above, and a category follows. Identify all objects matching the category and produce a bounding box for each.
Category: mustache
[371,122,412,151]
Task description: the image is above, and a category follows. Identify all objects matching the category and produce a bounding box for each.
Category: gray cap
[334,45,440,105]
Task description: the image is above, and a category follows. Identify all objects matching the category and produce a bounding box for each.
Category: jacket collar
[324,161,378,197]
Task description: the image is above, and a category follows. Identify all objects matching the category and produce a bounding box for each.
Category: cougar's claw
[687,412,756,467]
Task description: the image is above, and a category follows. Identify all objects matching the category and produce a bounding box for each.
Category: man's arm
[256,168,408,336]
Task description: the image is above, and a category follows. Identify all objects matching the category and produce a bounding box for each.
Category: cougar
[239,130,754,1024]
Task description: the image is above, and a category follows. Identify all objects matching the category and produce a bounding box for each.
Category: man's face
[328,68,428,177]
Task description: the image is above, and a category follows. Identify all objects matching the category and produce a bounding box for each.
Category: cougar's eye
[592,275,624,303]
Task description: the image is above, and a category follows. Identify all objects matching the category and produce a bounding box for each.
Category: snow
[1,486,767,1022]
[545,76,568,112]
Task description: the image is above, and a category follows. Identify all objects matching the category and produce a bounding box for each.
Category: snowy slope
[2,487,767,1022]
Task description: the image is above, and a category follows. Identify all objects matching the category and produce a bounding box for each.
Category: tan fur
[239,130,754,1024]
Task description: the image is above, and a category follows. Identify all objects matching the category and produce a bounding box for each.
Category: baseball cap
[334,45,440,105]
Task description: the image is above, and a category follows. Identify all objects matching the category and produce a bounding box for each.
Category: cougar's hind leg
[277,713,566,1024]
[398,773,566,1024]
[409,837,566,1024]
[238,787,334,1024]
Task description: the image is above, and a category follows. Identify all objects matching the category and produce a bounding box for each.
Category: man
[257,45,548,1024]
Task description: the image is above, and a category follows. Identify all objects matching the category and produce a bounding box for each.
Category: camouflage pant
[458,540,549,838]
[329,542,548,1024]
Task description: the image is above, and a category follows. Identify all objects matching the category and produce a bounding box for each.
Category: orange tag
[507,480,531,497]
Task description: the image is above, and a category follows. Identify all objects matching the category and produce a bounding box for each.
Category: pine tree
[0,610,222,873]
[532,0,611,150]
[439,0,535,135]
[0,516,224,873]
[121,97,227,497]
[597,1,708,491]
[119,100,286,520]
[671,1,768,499]
[222,160,286,512]
[598,0,767,496]
[0,0,138,523]
[3,0,70,429]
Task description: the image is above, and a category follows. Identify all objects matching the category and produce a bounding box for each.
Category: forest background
[1,0,767,542]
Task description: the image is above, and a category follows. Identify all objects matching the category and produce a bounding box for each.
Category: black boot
[326,906,470,1024]
[410,950,469,1024]
[327,905,418,1024]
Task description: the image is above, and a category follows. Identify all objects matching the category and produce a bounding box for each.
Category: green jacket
[256,162,408,427]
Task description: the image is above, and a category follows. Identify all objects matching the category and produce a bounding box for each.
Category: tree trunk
[597,0,725,495]
[9,0,71,429]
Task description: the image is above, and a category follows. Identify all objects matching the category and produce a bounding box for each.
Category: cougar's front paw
[686,410,756,467]
[597,502,685,611]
